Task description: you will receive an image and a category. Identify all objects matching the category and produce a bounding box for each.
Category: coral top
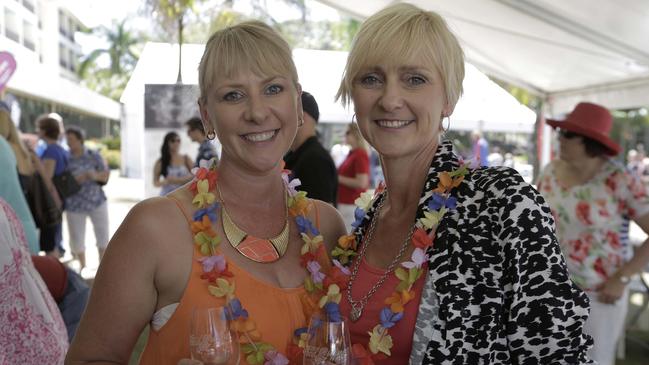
[139,198,315,365]
[339,257,427,364]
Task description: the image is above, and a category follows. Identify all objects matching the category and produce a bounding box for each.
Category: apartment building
[0,0,119,137]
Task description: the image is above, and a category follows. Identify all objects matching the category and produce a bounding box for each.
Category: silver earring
[440,114,451,132]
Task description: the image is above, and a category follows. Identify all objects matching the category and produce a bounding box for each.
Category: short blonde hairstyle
[198,21,299,103]
[337,3,465,110]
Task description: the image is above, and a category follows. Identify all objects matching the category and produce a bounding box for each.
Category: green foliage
[102,149,122,169]
[101,136,121,150]
[277,18,360,50]
[78,19,143,101]
[611,109,649,156]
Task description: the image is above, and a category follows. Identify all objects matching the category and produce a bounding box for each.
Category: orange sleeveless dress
[139,198,319,364]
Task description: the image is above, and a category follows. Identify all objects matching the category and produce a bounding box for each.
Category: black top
[284,136,337,205]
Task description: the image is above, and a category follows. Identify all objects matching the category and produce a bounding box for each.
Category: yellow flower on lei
[300,233,323,255]
[318,284,341,307]
[354,191,374,211]
[288,191,309,216]
[368,325,393,356]
[208,278,235,300]
[194,230,221,256]
[419,208,446,230]
[192,179,216,208]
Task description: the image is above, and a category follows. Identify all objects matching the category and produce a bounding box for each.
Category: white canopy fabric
[317,0,649,114]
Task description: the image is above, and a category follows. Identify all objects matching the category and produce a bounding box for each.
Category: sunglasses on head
[558,130,580,139]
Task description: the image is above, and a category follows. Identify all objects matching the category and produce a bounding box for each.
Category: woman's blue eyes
[359,74,427,86]
[221,84,283,101]
[265,84,283,95]
[408,75,426,85]
[223,91,243,101]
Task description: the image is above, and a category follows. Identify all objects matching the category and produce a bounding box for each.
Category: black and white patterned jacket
[354,141,593,364]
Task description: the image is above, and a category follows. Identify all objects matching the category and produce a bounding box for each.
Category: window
[4,8,20,42]
[23,0,35,13]
[23,20,35,51]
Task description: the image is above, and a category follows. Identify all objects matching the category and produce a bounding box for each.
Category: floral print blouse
[537,160,649,291]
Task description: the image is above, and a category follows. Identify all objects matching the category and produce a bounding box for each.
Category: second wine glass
[303,313,353,365]
[189,307,240,365]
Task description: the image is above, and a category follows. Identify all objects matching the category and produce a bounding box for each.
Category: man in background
[185,116,219,167]
[284,91,337,205]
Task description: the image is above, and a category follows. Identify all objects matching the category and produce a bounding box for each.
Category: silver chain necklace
[346,191,418,322]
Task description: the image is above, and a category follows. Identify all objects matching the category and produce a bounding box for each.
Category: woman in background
[0,197,68,363]
[64,126,111,271]
[537,102,649,365]
[337,122,370,230]
[0,102,39,253]
[37,114,69,256]
[153,131,193,196]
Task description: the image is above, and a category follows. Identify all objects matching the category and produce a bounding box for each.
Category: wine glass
[303,313,353,365]
[189,307,240,365]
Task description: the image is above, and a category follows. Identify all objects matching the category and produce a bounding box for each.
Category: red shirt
[337,148,370,204]
[340,257,427,364]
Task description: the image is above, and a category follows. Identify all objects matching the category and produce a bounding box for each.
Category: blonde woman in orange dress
[66,21,346,365]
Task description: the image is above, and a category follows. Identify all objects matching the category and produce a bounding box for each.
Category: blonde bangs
[337,4,464,109]
[199,21,298,102]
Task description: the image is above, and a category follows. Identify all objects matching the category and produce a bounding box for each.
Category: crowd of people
[2,3,649,365]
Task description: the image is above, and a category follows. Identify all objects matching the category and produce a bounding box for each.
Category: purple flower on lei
[351,207,366,230]
[193,203,219,222]
[296,215,320,236]
[307,261,325,284]
[428,193,456,211]
[323,302,342,323]
[379,307,404,329]
[227,298,249,320]
[281,172,301,197]
[332,259,351,275]
[197,254,226,273]
[264,350,289,365]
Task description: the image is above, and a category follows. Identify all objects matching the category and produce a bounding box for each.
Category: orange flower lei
[189,159,467,365]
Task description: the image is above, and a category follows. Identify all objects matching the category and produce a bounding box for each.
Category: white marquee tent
[318,0,649,114]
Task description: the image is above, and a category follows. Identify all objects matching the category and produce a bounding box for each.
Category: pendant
[350,306,362,322]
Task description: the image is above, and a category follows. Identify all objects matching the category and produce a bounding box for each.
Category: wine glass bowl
[189,307,240,365]
[303,314,353,365]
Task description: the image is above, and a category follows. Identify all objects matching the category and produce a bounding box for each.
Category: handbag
[26,172,62,228]
[52,170,81,199]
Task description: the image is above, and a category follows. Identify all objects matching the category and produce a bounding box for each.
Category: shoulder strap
[166,196,192,224]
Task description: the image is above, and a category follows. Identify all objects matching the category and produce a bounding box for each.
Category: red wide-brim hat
[546,102,620,156]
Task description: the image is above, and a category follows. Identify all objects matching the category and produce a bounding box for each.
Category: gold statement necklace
[218,184,290,263]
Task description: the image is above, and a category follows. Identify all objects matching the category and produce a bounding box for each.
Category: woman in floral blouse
[537,101,649,365]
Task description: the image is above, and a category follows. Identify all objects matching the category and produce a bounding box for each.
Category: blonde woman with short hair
[335,4,593,364]
[66,21,346,364]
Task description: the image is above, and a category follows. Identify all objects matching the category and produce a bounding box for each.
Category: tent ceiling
[318,0,649,112]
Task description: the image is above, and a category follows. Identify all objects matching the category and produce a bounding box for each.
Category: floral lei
[189,159,468,365]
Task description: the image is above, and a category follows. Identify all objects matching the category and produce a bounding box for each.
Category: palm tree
[144,0,201,84]
[78,19,140,79]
